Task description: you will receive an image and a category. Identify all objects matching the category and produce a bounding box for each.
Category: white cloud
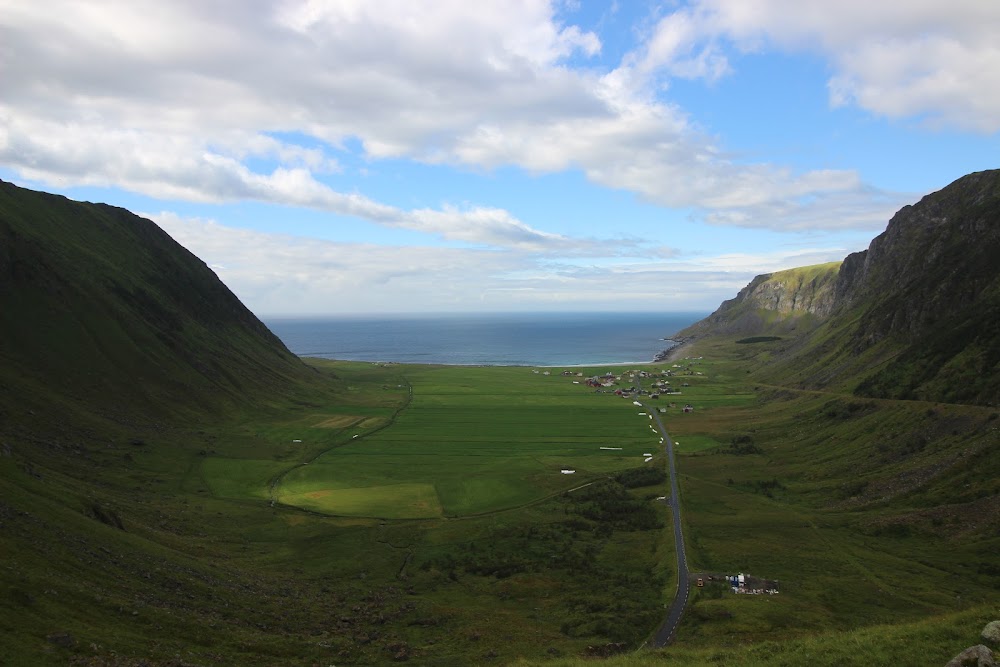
[0,0,907,233]
[148,211,848,315]
[0,114,589,249]
[638,0,1000,132]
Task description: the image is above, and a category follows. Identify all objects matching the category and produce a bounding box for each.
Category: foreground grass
[514,602,998,666]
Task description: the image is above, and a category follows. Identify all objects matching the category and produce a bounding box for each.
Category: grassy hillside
[0,179,314,424]
[0,186,679,663]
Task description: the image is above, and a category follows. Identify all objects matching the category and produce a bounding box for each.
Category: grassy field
[198,363,670,519]
[0,359,675,664]
[3,349,998,665]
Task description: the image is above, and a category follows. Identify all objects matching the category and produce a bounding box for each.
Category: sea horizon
[264,311,707,367]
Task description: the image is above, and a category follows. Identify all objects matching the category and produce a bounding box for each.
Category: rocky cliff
[682,169,1000,406]
[834,170,1000,350]
[681,262,840,338]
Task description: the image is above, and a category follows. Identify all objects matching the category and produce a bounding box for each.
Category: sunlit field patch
[312,414,364,428]
[279,482,443,518]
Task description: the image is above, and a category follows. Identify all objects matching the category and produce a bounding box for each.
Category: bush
[735,336,782,344]
[729,434,762,455]
[615,466,666,488]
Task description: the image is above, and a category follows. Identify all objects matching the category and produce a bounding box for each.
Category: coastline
[654,336,695,364]
[297,337,697,369]
[268,312,708,368]
[300,356,670,369]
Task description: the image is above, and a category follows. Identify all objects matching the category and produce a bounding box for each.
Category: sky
[2,1,999,316]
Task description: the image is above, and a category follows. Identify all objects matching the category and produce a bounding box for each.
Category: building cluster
[533,362,705,413]
[726,573,779,595]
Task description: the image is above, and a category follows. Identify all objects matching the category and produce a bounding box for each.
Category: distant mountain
[680,169,1000,406]
[0,179,313,419]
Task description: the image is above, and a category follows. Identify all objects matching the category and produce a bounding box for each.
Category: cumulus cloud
[635,0,1000,132]
[0,0,913,233]
[1,115,589,249]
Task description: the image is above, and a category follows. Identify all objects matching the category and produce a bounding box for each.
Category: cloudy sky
[2,1,998,315]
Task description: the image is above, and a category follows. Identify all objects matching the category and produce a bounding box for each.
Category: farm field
[201,363,671,518]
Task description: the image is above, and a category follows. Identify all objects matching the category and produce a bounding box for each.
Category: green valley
[2,173,999,666]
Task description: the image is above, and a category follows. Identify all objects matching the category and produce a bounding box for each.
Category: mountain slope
[0,180,344,665]
[681,169,1000,406]
[835,171,1000,404]
[0,179,312,420]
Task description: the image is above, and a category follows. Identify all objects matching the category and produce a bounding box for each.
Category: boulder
[983,621,1000,647]
[945,645,996,667]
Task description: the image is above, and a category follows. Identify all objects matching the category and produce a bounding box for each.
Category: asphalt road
[643,401,690,647]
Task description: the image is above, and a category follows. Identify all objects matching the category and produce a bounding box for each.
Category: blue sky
[2,0,998,315]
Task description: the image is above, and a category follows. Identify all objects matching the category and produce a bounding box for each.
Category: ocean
[264,312,706,367]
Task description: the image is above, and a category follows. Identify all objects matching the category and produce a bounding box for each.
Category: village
[695,572,781,596]
[532,359,706,414]
[537,360,706,475]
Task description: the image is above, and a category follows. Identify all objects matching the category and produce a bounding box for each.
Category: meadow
[198,364,667,517]
[186,361,677,661]
[176,352,1000,662]
[4,348,997,665]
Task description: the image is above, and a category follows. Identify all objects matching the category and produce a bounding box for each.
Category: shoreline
[299,355,668,369]
[271,312,708,368]
[653,336,694,364]
[295,334,699,369]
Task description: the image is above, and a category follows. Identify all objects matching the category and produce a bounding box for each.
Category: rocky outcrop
[739,268,839,317]
[834,169,1000,350]
[983,621,1000,647]
[944,645,996,667]
[679,169,1000,405]
[681,262,840,338]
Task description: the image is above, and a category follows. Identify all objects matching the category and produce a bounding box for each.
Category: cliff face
[683,169,1000,405]
[734,263,840,317]
[682,262,841,337]
[833,170,1000,350]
